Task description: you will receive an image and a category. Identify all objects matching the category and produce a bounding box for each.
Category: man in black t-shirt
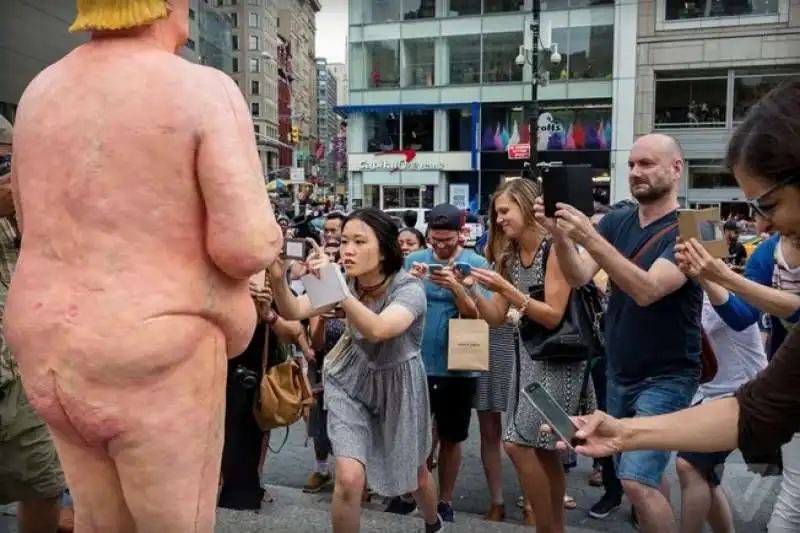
[723,219,747,272]
[534,134,701,533]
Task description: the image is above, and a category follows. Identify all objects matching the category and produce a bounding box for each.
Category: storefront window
[403,0,436,19]
[447,108,473,151]
[561,0,613,8]
[366,112,400,152]
[484,0,525,14]
[446,0,482,17]
[544,27,569,82]
[689,165,739,188]
[654,71,727,128]
[566,26,613,80]
[365,0,402,23]
[664,0,779,21]
[403,38,436,88]
[534,107,612,151]
[481,104,527,151]
[365,40,400,88]
[364,185,380,208]
[383,186,401,208]
[733,68,800,122]
[482,32,524,84]
[402,111,435,151]
[449,35,481,85]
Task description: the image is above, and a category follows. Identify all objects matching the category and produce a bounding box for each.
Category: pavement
[1,417,779,532]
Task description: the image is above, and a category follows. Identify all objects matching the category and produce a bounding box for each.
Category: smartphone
[453,262,472,276]
[541,164,595,218]
[427,264,446,274]
[521,381,585,449]
[323,306,346,319]
[283,238,308,260]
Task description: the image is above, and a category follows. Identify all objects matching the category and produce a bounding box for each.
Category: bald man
[6,1,282,532]
[534,134,701,533]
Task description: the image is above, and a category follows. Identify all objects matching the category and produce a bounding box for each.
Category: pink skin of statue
[5,1,283,532]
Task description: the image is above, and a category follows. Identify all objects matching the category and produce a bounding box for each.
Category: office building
[212,0,282,174]
[278,34,294,168]
[328,61,350,106]
[637,0,800,213]
[198,1,236,74]
[339,0,636,211]
[316,58,340,188]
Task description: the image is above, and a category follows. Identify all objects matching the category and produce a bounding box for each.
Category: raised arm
[551,235,600,288]
[196,68,282,279]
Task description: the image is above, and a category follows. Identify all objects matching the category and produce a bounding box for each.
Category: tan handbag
[253,273,315,432]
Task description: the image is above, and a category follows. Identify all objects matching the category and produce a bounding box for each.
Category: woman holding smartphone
[463,178,591,533]
[268,208,443,533]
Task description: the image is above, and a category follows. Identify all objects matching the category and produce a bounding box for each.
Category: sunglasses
[747,175,800,219]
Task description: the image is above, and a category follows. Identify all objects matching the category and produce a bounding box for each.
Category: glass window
[403,0,436,19]
[402,111,434,151]
[449,35,481,85]
[249,34,259,50]
[482,32,524,83]
[186,39,196,50]
[249,57,259,72]
[383,186,401,208]
[232,34,239,50]
[484,0,525,14]
[733,70,800,122]
[249,0,259,4]
[248,12,259,27]
[366,112,400,152]
[365,0,402,23]
[230,12,238,27]
[567,26,613,80]
[481,104,526,151]
[447,0,481,16]
[404,38,436,88]
[655,71,727,128]
[232,57,239,72]
[535,107,613,151]
[251,102,260,116]
[665,0,780,21]
[364,185,380,208]
[544,27,569,82]
[689,166,739,188]
[365,41,400,88]
[448,108,474,151]
[561,0,613,7]
[251,80,260,95]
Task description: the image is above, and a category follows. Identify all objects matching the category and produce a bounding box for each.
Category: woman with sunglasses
[551,82,800,503]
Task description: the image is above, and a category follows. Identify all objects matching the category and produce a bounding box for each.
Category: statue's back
[6,43,257,392]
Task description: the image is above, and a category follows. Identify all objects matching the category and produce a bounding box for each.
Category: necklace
[358,275,388,295]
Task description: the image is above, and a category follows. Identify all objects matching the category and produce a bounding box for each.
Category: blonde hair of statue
[70,0,169,32]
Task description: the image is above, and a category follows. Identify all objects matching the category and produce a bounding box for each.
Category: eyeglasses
[747,175,800,219]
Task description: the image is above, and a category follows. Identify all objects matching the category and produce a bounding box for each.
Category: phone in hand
[427,264,446,274]
[453,262,472,276]
[283,238,309,261]
[541,164,595,218]
[323,305,346,319]
[522,381,585,450]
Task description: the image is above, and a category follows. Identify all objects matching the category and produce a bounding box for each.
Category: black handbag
[517,240,603,362]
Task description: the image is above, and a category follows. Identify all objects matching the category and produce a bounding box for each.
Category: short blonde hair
[69,0,169,33]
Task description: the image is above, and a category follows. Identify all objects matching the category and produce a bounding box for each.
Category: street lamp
[515,7,562,179]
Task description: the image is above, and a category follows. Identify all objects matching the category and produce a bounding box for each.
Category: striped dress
[474,324,514,412]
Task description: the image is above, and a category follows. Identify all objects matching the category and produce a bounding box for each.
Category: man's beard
[631,182,671,204]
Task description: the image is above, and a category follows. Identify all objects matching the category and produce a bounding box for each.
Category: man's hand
[268,255,286,281]
[429,267,460,292]
[533,196,561,236]
[542,410,625,458]
[553,203,598,246]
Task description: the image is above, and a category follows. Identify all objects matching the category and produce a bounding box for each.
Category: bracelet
[518,295,532,315]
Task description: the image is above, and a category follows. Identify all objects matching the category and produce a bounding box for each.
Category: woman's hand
[250,281,272,320]
[542,410,625,458]
[470,267,514,295]
[305,238,330,276]
[409,262,429,279]
[675,237,732,283]
[268,255,286,281]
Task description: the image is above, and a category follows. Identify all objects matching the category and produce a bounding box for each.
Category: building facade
[212,0,281,174]
[327,62,350,106]
[637,0,800,212]
[316,58,340,187]
[198,1,236,74]
[341,0,638,211]
[278,34,295,168]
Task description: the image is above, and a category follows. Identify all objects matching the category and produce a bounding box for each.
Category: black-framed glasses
[747,175,800,219]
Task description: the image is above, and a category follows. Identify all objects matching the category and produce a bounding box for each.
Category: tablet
[541,164,595,218]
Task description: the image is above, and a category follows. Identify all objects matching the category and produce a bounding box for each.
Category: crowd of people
[3,2,800,533]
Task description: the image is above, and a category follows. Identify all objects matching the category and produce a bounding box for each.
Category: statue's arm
[9,162,21,234]
[196,68,282,279]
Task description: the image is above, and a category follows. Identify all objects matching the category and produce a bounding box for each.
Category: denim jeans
[592,357,623,497]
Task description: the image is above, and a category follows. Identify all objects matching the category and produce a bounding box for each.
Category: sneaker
[384,496,417,515]
[588,492,622,520]
[303,471,332,493]
[437,501,455,523]
[425,514,447,533]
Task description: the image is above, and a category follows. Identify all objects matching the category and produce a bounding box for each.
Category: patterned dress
[474,324,514,412]
[503,242,596,450]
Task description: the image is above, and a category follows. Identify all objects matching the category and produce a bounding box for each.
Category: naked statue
[5,1,283,531]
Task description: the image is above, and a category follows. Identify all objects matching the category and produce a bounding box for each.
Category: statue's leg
[114,331,227,533]
[49,432,135,533]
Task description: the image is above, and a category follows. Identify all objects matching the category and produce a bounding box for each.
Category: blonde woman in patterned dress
[463,179,595,533]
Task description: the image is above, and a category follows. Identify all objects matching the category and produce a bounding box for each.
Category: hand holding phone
[522,381,585,450]
[283,238,308,261]
[453,262,472,277]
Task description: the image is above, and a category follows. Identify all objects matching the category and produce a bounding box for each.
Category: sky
[315,0,348,63]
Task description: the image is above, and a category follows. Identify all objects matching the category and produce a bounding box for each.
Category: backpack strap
[630,222,679,265]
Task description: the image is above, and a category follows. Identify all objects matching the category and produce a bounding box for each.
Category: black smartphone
[283,238,308,261]
[541,164,595,218]
[521,381,585,449]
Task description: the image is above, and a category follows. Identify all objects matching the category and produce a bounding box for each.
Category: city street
[2,417,778,532]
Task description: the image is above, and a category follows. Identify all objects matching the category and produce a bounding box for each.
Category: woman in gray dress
[269,208,443,533]
[465,179,595,533]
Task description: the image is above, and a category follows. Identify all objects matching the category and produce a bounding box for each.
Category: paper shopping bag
[447,318,489,372]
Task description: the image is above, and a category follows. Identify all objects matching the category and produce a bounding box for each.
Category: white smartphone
[522,381,585,450]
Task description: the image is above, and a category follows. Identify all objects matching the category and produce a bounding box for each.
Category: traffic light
[291,125,299,144]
